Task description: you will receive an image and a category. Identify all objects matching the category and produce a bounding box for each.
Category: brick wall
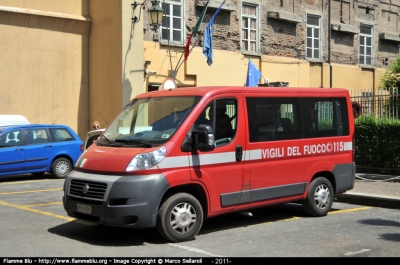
[144,0,400,69]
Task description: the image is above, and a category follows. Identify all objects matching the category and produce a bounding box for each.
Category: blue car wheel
[51,158,72,179]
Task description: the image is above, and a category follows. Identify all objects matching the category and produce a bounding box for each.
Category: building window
[306,14,321,60]
[241,3,259,53]
[359,24,373,66]
[161,0,184,44]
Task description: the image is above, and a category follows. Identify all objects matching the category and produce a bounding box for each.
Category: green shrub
[355,115,400,168]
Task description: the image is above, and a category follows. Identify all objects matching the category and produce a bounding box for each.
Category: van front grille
[70,179,107,200]
[68,196,103,205]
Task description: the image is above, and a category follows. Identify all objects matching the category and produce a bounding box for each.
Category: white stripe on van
[249,149,262,160]
[158,141,352,169]
[158,156,190,169]
[344,141,353,151]
[158,152,237,169]
[189,151,237,166]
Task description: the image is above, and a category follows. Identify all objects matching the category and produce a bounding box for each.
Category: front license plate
[77,203,92,214]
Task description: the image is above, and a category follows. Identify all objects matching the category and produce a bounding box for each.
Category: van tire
[51,158,72,179]
[302,177,333,217]
[156,193,203,242]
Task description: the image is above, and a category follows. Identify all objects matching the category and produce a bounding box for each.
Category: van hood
[76,145,147,173]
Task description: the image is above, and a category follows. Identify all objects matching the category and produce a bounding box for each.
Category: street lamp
[147,0,164,32]
[132,0,164,32]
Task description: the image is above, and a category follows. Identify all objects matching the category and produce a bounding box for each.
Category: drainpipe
[328,0,332,88]
[340,0,343,23]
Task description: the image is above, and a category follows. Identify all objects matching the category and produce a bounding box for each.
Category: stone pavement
[335,173,400,209]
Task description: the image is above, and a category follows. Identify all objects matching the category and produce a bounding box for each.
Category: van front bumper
[63,170,170,228]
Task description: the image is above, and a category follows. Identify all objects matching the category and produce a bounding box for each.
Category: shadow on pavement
[48,220,162,246]
[358,218,400,227]
[358,218,400,242]
[48,203,345,245]
[379,233,400,242]
[0,173,58,182]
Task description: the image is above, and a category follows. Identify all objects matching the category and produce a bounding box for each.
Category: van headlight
[126,146,166,171]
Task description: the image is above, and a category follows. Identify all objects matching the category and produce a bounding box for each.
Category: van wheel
[302,177,333,217]
[157,193,203,242]
[51,158,72,179]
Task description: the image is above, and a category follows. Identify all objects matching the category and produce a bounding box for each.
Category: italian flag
[77,158,87,168]
[184,0,210,61]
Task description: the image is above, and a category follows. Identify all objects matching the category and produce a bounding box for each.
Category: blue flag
[245,59,262,86]
[203,1,224,66]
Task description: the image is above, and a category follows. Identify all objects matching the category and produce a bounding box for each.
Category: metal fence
[350,88,400,121]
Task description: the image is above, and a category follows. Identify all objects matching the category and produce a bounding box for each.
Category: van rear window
[246,97,349,142]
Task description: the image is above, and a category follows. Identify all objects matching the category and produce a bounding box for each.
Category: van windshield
[97,96,201,147]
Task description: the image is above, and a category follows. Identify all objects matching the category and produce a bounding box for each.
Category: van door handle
[236,145,243,162]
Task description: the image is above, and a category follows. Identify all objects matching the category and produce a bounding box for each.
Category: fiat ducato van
[63,86,355,242]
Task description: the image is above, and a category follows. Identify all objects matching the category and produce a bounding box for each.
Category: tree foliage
[379,54,400,89]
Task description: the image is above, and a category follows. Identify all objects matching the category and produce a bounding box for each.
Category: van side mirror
[192,124,214,152]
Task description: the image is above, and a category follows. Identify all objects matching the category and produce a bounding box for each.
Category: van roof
[135,86,350,99]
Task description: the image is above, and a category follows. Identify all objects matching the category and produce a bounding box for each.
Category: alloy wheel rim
[170,202,197,234]
[314,184,330,209]
[56,161,70,176]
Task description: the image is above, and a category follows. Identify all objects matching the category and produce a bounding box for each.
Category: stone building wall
[144,0,400,70]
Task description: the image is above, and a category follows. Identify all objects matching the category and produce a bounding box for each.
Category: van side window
[215,99,237,142]
[301,98,349,138]
[195,102,213,129]
[194,98,237,146]
[247,97,301,142]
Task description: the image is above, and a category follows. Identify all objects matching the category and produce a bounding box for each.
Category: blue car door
[23,129,54,172]
[0,130,25,176]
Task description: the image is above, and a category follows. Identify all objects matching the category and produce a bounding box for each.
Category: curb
[355,174,400,183]
[357,166,400,176]
[335,193,400,210]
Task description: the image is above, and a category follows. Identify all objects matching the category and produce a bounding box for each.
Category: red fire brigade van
[63,86,355,242]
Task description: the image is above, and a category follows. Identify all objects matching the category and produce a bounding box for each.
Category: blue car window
[26,129,50,144]
[1,130,23,147]
[50,128,74,142]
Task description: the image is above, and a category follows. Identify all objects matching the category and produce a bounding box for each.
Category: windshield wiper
[96,134,125,147]
[115,139,154,147]
[101,134,112,143]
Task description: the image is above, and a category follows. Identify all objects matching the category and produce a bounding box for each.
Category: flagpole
[175,35,202,72]
[202,0,225,66]
[177,0,226,71]
[174,50,185,71]
[174,0,210,72]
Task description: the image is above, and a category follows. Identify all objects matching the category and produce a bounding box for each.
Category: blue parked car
[0,124,83,178]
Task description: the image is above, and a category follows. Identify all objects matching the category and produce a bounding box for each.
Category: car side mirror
[192,124,214,152]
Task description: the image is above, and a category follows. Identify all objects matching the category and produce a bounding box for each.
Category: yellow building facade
[0,0,387,140]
